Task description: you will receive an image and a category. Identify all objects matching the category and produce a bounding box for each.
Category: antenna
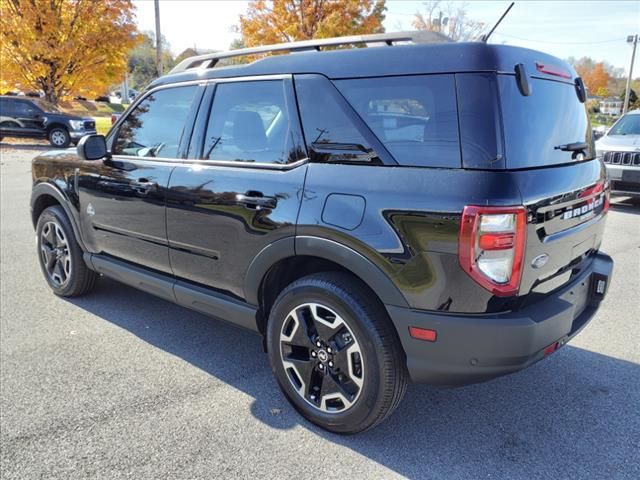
[481,2,515,43]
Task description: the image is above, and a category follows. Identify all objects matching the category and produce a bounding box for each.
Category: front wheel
[48,127,71,148]
[36,206,98,296]
[267,272,408,434]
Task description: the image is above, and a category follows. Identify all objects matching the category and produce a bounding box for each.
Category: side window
[294,74,381,163]
[335,75,461,168]
[202,80,302,164]
[0,99,12,116]
[14,101,37,116]
[113,85,198,158]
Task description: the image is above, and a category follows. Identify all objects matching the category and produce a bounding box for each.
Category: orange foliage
[0,0,140,103]
[576,62,611,95]
[239,0,386,47]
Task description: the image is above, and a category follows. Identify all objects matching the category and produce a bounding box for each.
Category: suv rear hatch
[497,64,609,300]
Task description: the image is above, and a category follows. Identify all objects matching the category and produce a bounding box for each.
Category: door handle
[133,178,157,195]
[235,193,276,210]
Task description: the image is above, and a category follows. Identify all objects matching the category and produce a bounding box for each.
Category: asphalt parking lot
[1,142,639,480]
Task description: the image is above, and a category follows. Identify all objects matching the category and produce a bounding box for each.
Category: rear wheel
[36,206,98,297]
[266,272,408,434]
[48,127,70,148]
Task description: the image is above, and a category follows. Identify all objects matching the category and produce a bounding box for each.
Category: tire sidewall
[267,280,389,432]
[36,206,85,296]
[48,127,70,148]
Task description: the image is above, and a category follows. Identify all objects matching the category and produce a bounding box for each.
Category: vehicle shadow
[610,197,640,215]
[67,278,640,479]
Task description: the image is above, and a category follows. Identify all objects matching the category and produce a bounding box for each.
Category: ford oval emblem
[531,253,549,269]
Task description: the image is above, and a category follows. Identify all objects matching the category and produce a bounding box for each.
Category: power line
[489,32,627,45]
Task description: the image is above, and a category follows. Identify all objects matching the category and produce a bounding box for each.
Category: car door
[77,83,203,274]
[13,100,46,135]
[0,98,33,136]
[165,77,307,300]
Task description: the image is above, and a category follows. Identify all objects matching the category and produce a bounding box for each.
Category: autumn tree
[239,0,386,47]
[413,1,484,42]
[0,0,140,104]
[576,62,611,95]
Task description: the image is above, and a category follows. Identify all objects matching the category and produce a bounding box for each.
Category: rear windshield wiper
[554,142,588,152]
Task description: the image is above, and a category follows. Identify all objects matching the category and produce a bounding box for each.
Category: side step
[84,253,259,333]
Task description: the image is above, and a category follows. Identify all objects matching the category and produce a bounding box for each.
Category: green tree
[128,31,175,90]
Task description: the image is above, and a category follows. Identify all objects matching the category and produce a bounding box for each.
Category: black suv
[30,33,613,433]
[0,96,96,147]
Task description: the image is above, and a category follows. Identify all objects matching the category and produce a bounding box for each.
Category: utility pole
[154,0,163,77]
[623,34,638,115]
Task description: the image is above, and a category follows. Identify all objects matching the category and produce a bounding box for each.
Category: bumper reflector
[543,342,558,356]
[409,326,437,342]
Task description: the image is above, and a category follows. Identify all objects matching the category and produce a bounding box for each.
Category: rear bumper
[387,252,614,386]
[606,164,640,197]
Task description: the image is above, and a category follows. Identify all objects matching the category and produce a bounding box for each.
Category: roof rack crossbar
[169,30,450,75]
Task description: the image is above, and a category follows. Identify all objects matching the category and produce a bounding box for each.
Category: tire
[48,127,71,148]
[36,206,98,297]
[266,272,409,434]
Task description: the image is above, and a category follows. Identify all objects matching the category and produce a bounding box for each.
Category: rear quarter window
[334,75,461,168]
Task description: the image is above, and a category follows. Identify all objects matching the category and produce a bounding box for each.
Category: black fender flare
[31,182,88,252]
[243,235,409,308]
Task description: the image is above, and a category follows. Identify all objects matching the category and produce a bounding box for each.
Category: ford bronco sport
[30,32,613,433]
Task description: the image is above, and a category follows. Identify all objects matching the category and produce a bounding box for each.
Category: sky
[133,0,640,75]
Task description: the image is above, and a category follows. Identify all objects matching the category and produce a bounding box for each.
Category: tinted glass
[335,75,461,168]
[608,114,640,136]
[0,98,12,115]
[456,73,504,169]
[499,75,593,168]
[203,81,299,164]
[114,86,197,158]
[296,77,371,147]
[13,101,38,116]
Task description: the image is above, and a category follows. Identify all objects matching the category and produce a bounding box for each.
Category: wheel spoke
[280,310,314,348]
[282,356,315,397]
[54,225,66,247]
[308,304,344,341]
[53,259,65,282]
[43,225,55,246]
[41,245,56,272]
[319,372,356,411]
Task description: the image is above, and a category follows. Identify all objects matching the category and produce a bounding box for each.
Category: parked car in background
[30,34,613,433]
[0,96,96,147]
[596,109,640,198]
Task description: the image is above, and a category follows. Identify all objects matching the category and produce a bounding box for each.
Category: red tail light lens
[459,206,527,297]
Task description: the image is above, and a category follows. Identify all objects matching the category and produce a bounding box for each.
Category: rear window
[335,75,461,168]
[499,75,593,169]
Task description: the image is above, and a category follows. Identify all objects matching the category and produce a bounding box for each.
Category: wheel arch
[245,236,409,335]
[46,122,69,133]
[31,182,87,251]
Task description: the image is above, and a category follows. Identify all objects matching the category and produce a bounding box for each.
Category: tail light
[459,206,527,297]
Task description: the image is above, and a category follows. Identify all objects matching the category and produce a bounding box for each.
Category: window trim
[189,75,307,167]
[107,81,204,159]
[107,75,309,171]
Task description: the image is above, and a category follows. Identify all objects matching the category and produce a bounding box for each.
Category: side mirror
[77,134,108,160]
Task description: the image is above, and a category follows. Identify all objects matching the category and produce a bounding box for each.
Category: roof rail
[169,30,451,75]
